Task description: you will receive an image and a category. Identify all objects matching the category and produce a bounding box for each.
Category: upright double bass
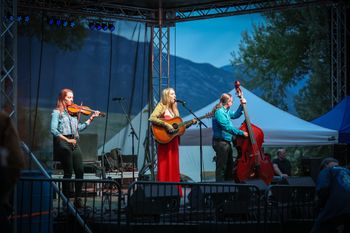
[234,81,274,184]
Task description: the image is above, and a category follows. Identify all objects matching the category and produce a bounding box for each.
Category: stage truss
[1,0,348,176]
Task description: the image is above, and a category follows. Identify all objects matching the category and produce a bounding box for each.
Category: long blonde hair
[56,88,73,113]
[212,93,232,113]
[160,87,179,116]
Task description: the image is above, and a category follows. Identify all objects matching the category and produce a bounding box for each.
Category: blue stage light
[108,24,115,32]
[63,20,68,27]
[17,16,22,22]
[49,19,54,25]
[56,19,61,26]
[96,23,102,30]
[88,22,95,30]
[25,16,30,23]
[70,21,75,28]
[102,23,108,31]
[9,15,14,21]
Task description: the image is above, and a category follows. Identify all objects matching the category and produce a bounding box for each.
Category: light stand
[117,99,139,181]
[179,102,207,182]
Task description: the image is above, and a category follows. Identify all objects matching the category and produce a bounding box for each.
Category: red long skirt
[157,136,182,195]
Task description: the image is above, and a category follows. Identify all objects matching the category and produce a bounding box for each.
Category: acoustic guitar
[152,113,212,144]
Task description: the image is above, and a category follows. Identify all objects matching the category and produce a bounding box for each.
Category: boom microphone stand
[179,101,207,182]
[116,98,139,181]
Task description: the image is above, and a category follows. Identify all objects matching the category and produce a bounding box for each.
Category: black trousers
[212,139,234,182]
[54,137,84,198]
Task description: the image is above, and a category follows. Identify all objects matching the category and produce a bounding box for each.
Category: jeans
[54,138,84,198]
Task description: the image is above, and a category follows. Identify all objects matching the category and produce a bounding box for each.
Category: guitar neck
[181,115,207,127]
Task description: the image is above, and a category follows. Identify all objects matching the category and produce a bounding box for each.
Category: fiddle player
[50,88,100,208]
[211,93,248,182]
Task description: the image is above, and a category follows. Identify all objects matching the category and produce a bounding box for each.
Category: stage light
[49,18,54,25]
[9,15,14,22]
[108,24,115,32]
[88,22,95,30]
[63,20,68,27]
[70,21,75,28]
[102,23,108,31]
[56,19,61,26]
[25,16,30,23]
[17,16,22,22]
[96,23,102,30]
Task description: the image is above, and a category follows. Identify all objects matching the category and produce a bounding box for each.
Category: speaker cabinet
[301,157,322,181]
[286,176,315,187]
[188,185,252,218]
[244,179,268,191]
[128,184,180,217]
[79,133,98,162]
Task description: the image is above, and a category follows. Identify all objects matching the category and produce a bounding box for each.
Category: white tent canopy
[181,86,338,146]
[178,87,338,181]
[98,87,338,182]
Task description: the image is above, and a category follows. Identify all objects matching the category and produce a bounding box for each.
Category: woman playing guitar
[149,88,197,190]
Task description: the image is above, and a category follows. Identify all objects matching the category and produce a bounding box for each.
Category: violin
[67,103,106,117]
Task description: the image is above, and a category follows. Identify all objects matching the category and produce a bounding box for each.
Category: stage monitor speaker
[188,184,251,216]
[301,157,322,181]
[244,179,268,191]
[79,133,98,162]
[128,184,180,217]
[286,176,315,187]
[272,177,316,203]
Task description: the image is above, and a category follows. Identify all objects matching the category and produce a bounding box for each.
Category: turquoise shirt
[212,105,245,141]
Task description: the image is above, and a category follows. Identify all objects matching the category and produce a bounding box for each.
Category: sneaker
[74,198,84,209]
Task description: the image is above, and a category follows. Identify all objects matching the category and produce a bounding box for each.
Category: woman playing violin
[50,88,100,208]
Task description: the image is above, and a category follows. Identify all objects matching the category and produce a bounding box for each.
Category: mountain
[18,29,302,116]
[170,57,237,113]
[18,30,149,114]
[18,30,245,115]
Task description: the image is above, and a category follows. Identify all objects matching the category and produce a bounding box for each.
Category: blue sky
[114,13,263,68]
[172,13,263,68]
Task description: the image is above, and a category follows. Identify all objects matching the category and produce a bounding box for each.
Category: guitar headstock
[234,80,243,99]
[205,111,214,119]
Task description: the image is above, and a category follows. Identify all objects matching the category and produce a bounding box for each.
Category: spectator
[273,148,292,177]
[0,112,26,231]
[310,157,350,233]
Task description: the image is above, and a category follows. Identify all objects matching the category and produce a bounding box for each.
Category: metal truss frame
[331,4,347,106]
[168,0,337,23]
[17,0,337,24]
[0,0,18,121]
[1,0,348,177]
[17,0,156,23]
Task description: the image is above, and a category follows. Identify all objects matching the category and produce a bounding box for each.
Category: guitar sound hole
[172,124,178,129]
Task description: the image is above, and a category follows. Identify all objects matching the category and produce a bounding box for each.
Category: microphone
[175,99,186,105]
[112,97,125,101]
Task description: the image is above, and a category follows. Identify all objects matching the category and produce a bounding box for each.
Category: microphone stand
[117,99,139,181]
[179,102,207,182]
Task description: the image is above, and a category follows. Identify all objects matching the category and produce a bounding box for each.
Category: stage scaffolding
[1,0,348,176]
[0,0,18,121]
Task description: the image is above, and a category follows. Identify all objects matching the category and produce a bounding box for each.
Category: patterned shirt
[50,109,89,138]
